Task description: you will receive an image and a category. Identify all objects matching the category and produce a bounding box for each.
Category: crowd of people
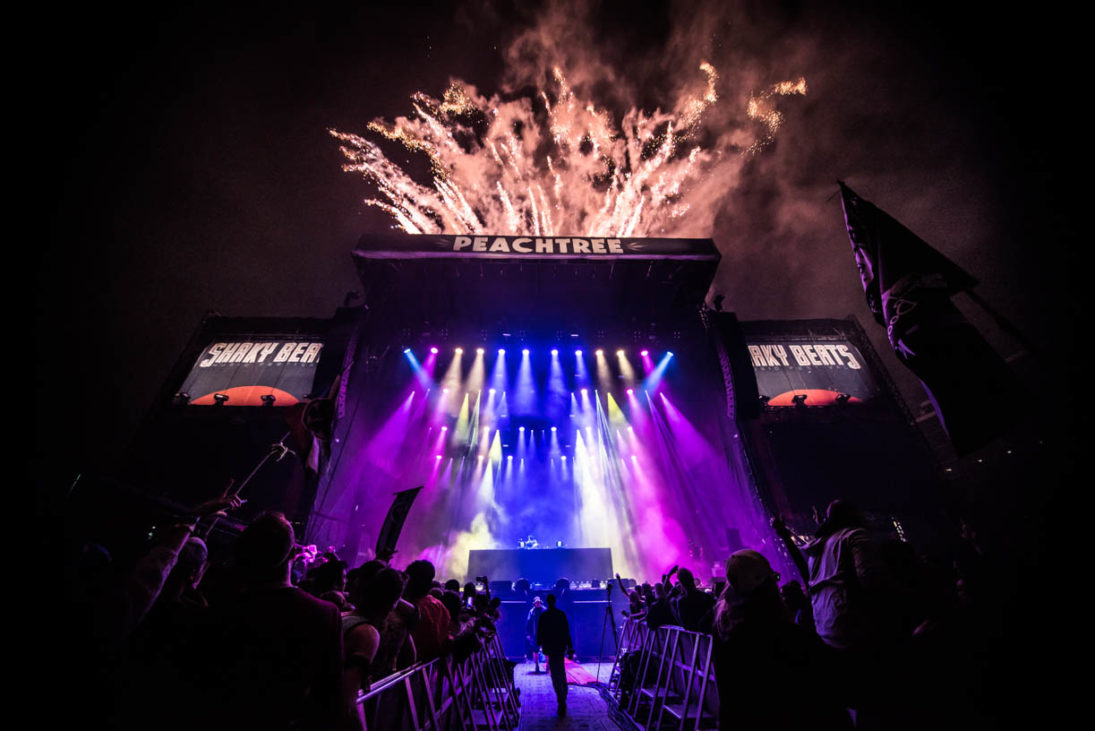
[56,492,1007,730]
[618,499,1001,730]
[60,499,510,731]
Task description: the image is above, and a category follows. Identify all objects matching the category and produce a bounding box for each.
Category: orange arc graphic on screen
[189,386,300,406]
[765,389,862,407]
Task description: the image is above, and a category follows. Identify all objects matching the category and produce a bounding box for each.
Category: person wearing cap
[525,595,546,672]
[708,549,852,731]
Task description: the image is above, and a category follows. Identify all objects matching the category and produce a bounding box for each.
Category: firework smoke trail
[332,27,805,238]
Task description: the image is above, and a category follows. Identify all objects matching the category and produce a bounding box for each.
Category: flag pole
[199,432,294,539]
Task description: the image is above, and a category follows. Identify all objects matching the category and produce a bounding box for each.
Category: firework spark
[333,66,805,237]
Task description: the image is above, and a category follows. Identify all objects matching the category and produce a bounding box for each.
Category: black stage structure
[129,233,945,659]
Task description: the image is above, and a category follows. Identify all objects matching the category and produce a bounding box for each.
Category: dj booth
[467,547,612,584]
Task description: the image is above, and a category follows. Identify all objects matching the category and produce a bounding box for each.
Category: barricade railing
[460,634,520,731]
[608,617,651,699]
[356,633,520,731]
[612,620,718,730]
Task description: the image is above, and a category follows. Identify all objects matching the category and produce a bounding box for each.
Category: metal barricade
[613,620,719,730]
[608,617,650,698]
[651,628,715,731]
[459,634,520,730]
[626,622,665,718]
[356,635,520,731]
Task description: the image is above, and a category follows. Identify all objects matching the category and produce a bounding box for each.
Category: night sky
[38,1,1080,490]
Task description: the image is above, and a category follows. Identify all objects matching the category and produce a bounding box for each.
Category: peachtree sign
[455,235,625,254]
[353,233,719,260]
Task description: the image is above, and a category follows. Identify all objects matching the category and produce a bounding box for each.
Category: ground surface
[513,659,626,731]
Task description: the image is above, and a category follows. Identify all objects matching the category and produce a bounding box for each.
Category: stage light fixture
[498,348,505,355]
[213,393,229,406]
[617,349,624,356]
[489,388,496,395]
[551,426,557,431]
[430,347,438,354]
[403,348,411,354]
[575,349,582,356]
[551,349,558,356]
[595,349,604,356]
[476,348,484,354]
[667,351,674,358]
[641,350,649,356]
[627,388,634,395]
[455,347,463,354]
[522,348,529,355]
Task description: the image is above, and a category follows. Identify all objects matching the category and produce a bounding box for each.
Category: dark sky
[38,1,1080,487]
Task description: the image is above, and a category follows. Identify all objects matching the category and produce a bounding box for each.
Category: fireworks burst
[332,65,805,237]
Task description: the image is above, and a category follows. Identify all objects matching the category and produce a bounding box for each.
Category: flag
[375,486,423,559]
[839,182,1019,455]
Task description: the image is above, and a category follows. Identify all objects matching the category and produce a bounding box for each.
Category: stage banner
[180,337,324,406]
[354,233,719,260]
[375,486,423,559]
[746,337,878,406]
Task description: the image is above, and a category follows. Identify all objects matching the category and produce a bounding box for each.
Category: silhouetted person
[781,579,815,633]
[207,512,344,731]
[670,567,715,630]
[772,500,892,651]
[404,559,452,662]
[536,593,574,716]
[342,565,405,729]
[710,550,852,731]
[118,536,212,730]
[773,500,897,723]
[645,581,674,629]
